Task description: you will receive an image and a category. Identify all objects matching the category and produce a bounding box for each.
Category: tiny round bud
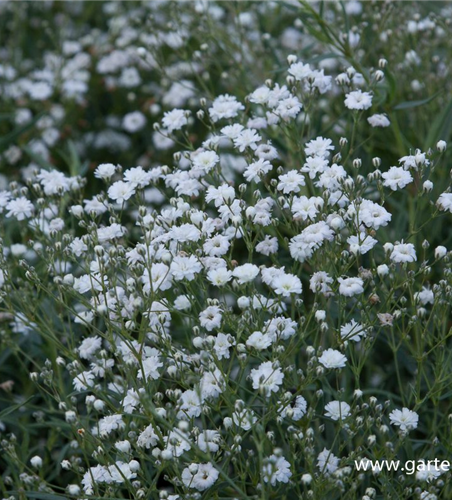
[372,157,381,168]
[30,456,43,468]
[374,70,385,81]
[435,246,447,259]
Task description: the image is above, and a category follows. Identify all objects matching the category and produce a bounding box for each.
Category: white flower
[162,109,188,132]
[256,236,278,255]
[206,184,236,207]
[97,223,125,242]
[291,196,323,221]
[265,317,297,340]
[199,305,222,331]
[214,333,234,360]
[192,150,219,174]
[318,349,347,369]
[389,407,419,432]
[390,242,417,263]
[164,429,191,457]
[250,361,284,396]
[414,287,434,305]
[310,271,333,295]
[338,277,364,296]
[197,430,221,453]
[437,192,452,213]
[122,111,146,132]
[97,414,125,437]
[347,233,377,255]
[244,158,272,183]
[279,395,308,421]
[246,331,273,350]
[340,319,367,342]
[178,390,202,419]
[290,221,335,262]
[221,123,244,139]
[288,61,312,80]
[142,263,172,293]
[344,90,373,110]
[317,448,339,475]
[302,156,329,178]
[123,166,152,188]
[203,235,230,256]
[181,462,219,491]
[137,355,163,381]
[73,273,104,294]
[207,267,232,287]
[232,263,259,284]
[122,388,142,414]
[305,136,334,158]
[277,170,305,193]
[435,246,447,259]
[367,113,390,127]
[232,406,257,430]
[377,264,389,277]
[6,197,34,220]
[382,166,413,191]
[272,273,302,296]
[170,255,202,281]
[275,95,302,119]
[108,180,136,203]
[170,223,201,243]
[78,336,102,359]
[324,400,351,420]
[233,128,261,152]
[355,199,391,230]
[262,455,292,485]
[209,94,244,122]
[30,456,43,468]
[73,370,95,391]
[249,85,270,104]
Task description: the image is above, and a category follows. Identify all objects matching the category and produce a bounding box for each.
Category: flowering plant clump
[1,2,452,500]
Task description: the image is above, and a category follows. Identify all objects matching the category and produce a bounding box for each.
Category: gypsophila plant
[1,1,452,500]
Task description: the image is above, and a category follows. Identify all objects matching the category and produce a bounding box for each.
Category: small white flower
[262,454,292,485]
[318,349,347,369]
[367,113,390,127]
[162,109,188,132]
[344,90,373,110]
[181,462,219,491]
[30,456,43,468]
[250,361,284,396]
[382,166,413,191]
[338,277,364,297]
[232,263,259,284]
[389,407,419,432]
[324,400,351,420]
[390,242,417,263]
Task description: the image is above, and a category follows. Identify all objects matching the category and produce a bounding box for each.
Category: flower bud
[30,456,43,468]
[435,246,447,259]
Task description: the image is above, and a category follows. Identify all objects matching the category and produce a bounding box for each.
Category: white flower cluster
[1,2,452,500]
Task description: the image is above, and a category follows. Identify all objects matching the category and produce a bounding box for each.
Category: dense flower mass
[1,2,452,500]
